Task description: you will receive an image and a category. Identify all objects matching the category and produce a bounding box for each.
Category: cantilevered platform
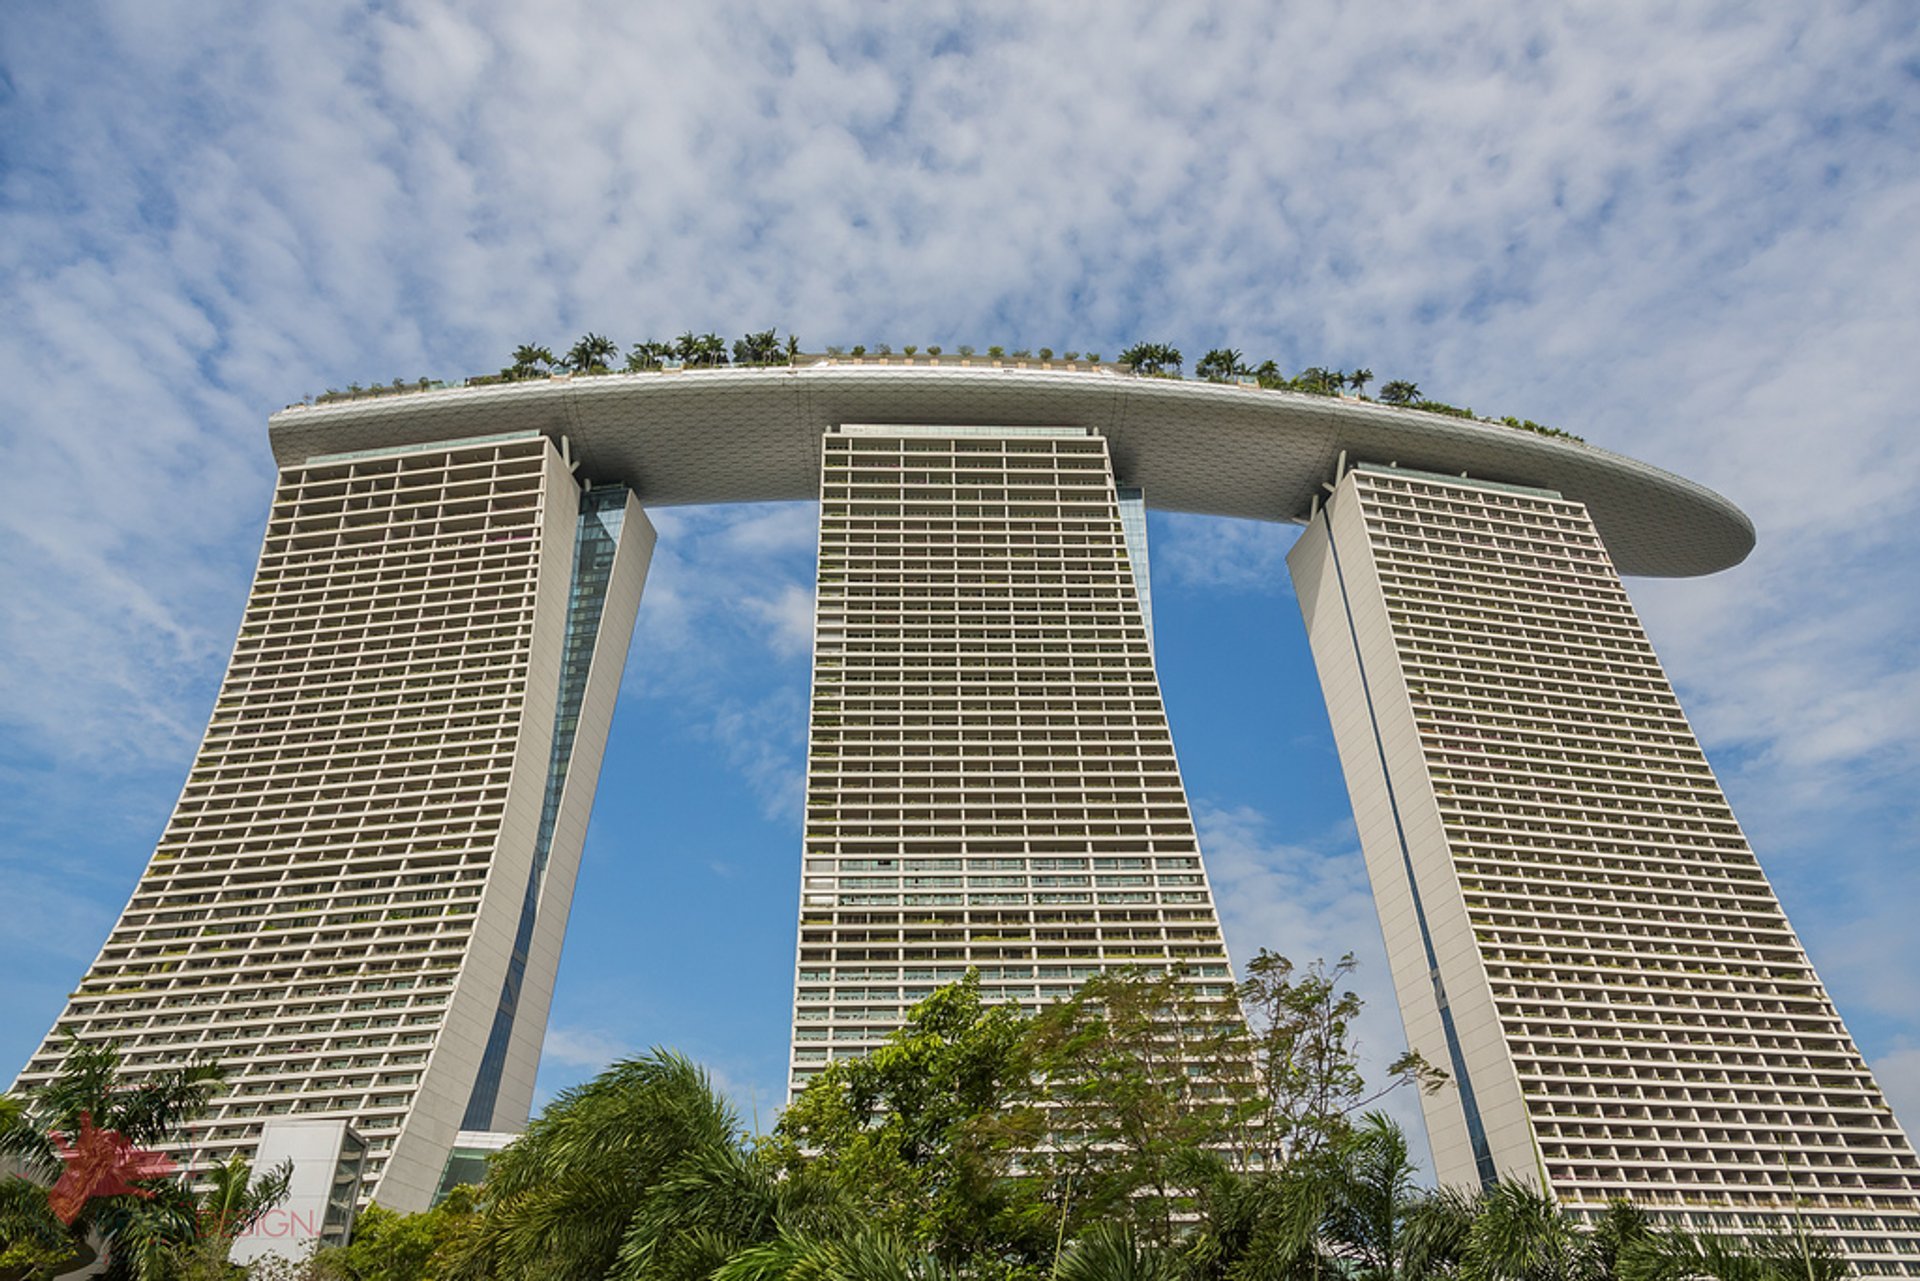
[268,363,1753,577]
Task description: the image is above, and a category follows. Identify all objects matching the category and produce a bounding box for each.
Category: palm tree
[1197,348,1246,382]
[626,339,671,372]
[443,1050,743,1281]
[609,1145,853,1281]
[505,343,555,381]
[1349,368,1374,397]
[733,329,782,367]
[564,332,617,373]
[0,1039,227,1281]
[1624,1216,1852,1281]
[1056,1222,1183,1281]
[1316,1113,1427,1280]
[1120,343,1183,376]
[1378,380,1420,406]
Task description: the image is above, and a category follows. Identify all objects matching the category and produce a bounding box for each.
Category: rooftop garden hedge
[300,331,1582,443]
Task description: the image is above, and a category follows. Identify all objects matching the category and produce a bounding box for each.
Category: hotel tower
[13,361,1918,1270]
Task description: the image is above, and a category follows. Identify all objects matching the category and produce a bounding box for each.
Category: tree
[1378,379,1420,406]
[0,1039,228,1281]
[626,340,671,372]
[608,1147,852,1281]
[1196,348,1245,382]
[443,1051,741,1281]
[563,333,617,373]
[313,1185,479,1281]
[1023,966,1259,1241]
[667,331,730,367]
[1119,343,1183,376]
[1349,367,1375,397]
[733,329,782,366]
[1054,1222,1181,1281]
[1313,1114,1430,1281]
[1237,952,1444,1166]
[765,973,1052,1273]
[1295,366,1343,396]
[502,344,554,381]
[1622,1214,1853,1281]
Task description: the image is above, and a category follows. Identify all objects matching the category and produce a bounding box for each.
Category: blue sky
[4,1,1920,1179]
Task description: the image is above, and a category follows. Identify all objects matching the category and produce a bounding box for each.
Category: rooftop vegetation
[296,330,1582,443]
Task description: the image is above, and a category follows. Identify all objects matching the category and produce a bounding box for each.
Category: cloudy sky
[3,1,1918,1177]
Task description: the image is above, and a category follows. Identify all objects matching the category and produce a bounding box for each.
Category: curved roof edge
[267,364,1754,578]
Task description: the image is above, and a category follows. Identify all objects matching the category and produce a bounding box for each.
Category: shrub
[987,345,1005,358]
[958,344,975,357]
[903,345,919,356]
[927,345,943,356]
[850,344,867,357]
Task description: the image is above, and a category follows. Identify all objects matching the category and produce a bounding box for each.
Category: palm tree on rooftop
[507,343,555,381]
[1349,367,1374,397]
[626,340,670,372]
[564,332,617,373]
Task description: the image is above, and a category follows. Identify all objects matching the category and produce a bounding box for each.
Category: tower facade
[16,431,653,1211]
[1289,463,1920,1271]
[790,425,1233,1092]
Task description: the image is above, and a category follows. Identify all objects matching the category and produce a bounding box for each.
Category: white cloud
[1153,514,1300,592]
[1873,1048,1920,1147]
[539,1025,634,1073]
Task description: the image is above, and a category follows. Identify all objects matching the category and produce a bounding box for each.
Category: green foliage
[310,960,1859,1281]
[1195,348,1245,382]
[443,1050,740,1281]
[313,1186,478,1281]
[1023,966,1259,1238]
[1118,342,1181,375]
[733,330,786,366]
[987,345,1005,358]
[1378,379,1420,405]
[1053,1222,1180,1281]
[675,331,729,367]
[1239,951,1445,1165]
[562,333,617,373]
[766,974,1050,1275]
[626,339,672,371]
[957,345,975,357]
[926,345,942,356]
[0,1047,299,1281]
